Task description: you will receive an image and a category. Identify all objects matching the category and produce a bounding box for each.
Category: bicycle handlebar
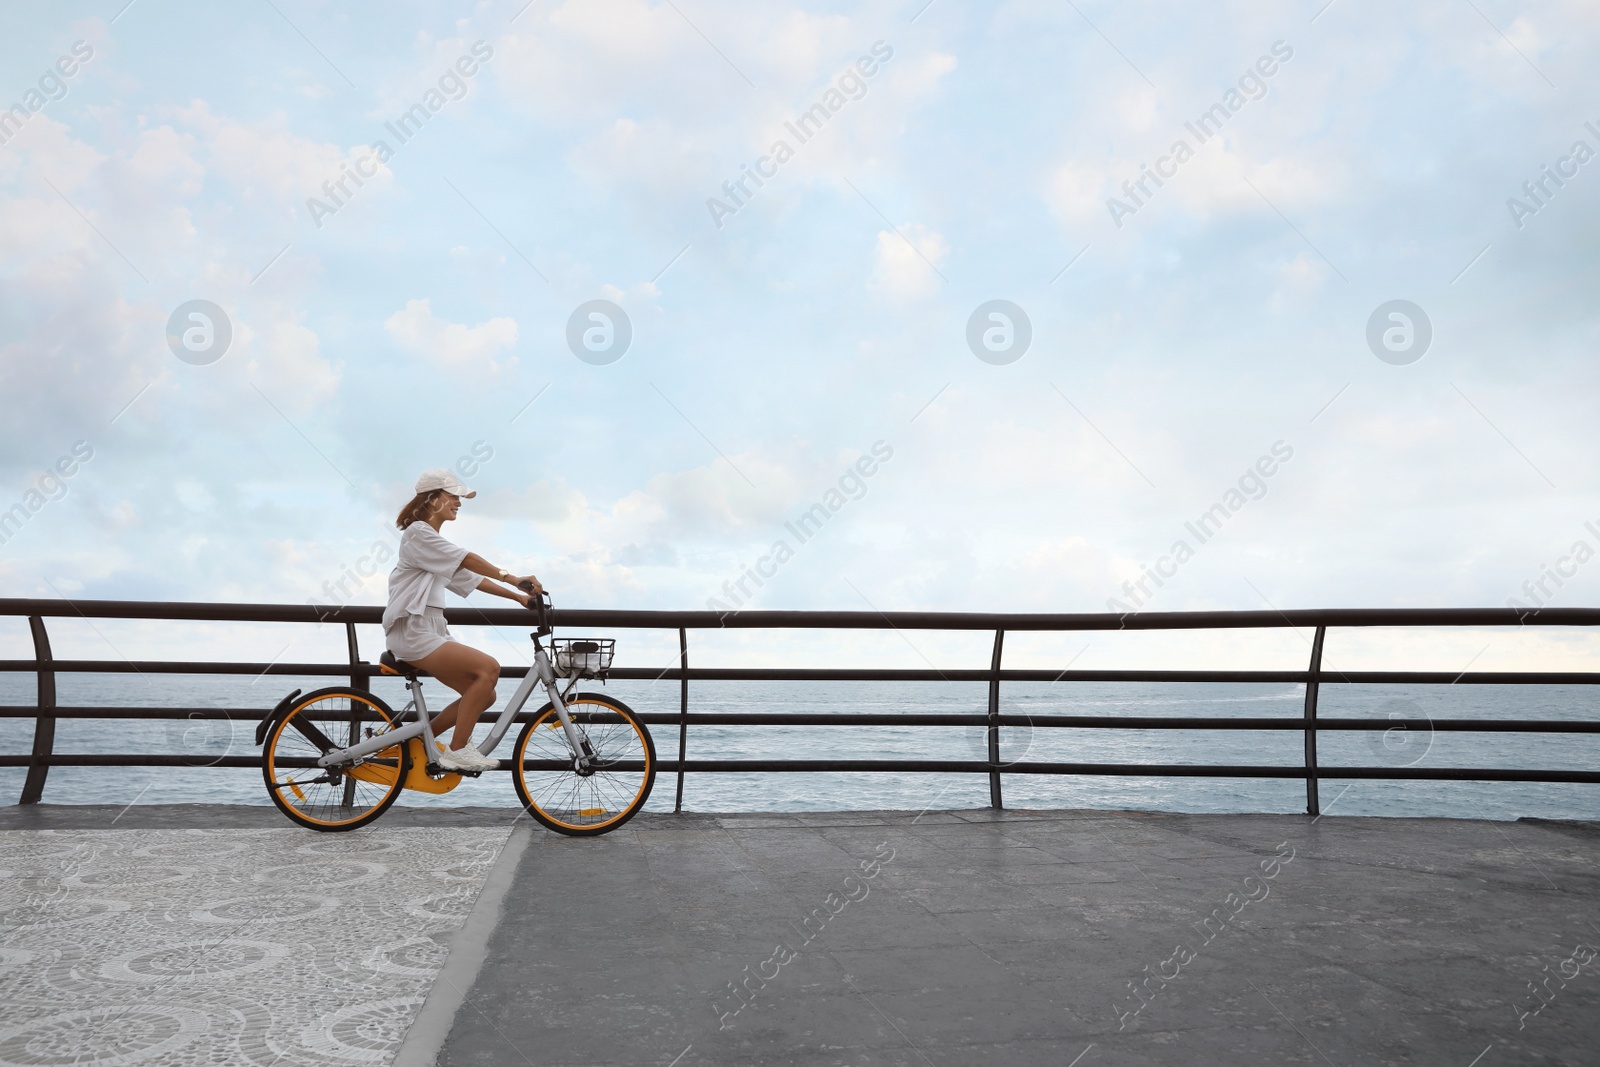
[519,583,552,634]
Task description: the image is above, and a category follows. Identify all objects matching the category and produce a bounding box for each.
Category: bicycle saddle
[378,650,421,677]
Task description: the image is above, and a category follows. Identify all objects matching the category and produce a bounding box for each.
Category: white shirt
[382,522,481,631]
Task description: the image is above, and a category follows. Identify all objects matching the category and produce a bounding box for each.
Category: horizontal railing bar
[0,660,380,676]
[0,755,281,768]
[3,598,1599,630]
[3,706,1598,734]
[986,716,1600,733]
[0,660,360,676]
[3,661,1600,687]
[507,713,1600,733]
[0,707,275,719]
[658,762,1600,782]
[1,753,1595,783]
[625,669,1600,685]
[627,669,1314,682]
[650,762,1600,783]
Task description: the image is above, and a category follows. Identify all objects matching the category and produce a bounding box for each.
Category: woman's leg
[412,642,500,750]
[430,697,463,736]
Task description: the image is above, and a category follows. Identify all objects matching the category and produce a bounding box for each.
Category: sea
[2,673,1596,821]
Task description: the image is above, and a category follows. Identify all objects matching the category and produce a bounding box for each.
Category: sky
[1,0,1598,673]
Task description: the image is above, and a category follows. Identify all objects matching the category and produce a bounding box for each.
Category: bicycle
[257,591,656,835]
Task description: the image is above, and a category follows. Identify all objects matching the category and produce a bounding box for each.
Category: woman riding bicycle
[383,468,542,774]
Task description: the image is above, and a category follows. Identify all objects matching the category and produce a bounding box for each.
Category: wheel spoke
[286,714,337,753]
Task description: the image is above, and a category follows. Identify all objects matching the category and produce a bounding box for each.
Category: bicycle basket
[551,637,615,677]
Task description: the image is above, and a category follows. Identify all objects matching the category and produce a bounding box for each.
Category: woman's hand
[514,575,544,595]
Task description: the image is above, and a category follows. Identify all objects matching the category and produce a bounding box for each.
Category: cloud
[490,0,716,130]
[455,444,878,610]
[1046,159,1113,228]
[242,317,339,411]
[488,10,955,232]
[174,101,389,224]
[0,270,160,466]
[0,111,104,191]
[885,50,957,100]
[1269,251,1330,307]
[384,298,518,375]
[469,480,586,524]
[868,223,947,300]
[565,114,717,224]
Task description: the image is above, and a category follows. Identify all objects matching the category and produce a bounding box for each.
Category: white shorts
[385,607,455,664]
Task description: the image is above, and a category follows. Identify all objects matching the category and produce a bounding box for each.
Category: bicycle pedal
[426,761,481,779]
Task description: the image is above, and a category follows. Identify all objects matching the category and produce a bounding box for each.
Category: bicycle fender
[255,688,303,747]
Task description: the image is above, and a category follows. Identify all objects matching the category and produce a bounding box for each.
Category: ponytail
[395,490,443,530]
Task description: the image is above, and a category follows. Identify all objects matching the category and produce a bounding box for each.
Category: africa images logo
[0,40,94,147]
[305,41,493,228]
[1105,41,1293,229]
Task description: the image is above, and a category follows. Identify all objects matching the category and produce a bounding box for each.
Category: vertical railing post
[1303,625,1326,817]
[987,629,1005,809]
[20,616,56,805]
[344,621,365,806]
[346,621,367,695]
[674,627,688,813]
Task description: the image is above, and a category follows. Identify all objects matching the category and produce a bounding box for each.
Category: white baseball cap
[414,468,476,498]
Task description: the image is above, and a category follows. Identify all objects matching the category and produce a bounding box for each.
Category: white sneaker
[437,746,497,773]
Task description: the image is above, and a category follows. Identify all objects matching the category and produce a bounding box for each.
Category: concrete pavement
[440,809,1599,1066]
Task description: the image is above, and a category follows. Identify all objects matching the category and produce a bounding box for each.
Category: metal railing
[2,599,1598,814]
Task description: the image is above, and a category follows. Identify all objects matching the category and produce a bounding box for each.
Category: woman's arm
[475,578,534,606]
[460,552,542,593]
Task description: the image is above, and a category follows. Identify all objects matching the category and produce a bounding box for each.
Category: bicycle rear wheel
[511,692,655,836]
[262,688,410,832]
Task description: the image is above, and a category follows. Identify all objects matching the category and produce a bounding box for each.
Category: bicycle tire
[511,692,656,836]
[262,687,410,832]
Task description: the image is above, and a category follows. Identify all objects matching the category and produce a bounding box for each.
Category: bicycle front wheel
[262,688,410,832]
[512,692,655,836]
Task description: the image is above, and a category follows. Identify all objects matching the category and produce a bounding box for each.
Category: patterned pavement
[0,826,513,1066]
